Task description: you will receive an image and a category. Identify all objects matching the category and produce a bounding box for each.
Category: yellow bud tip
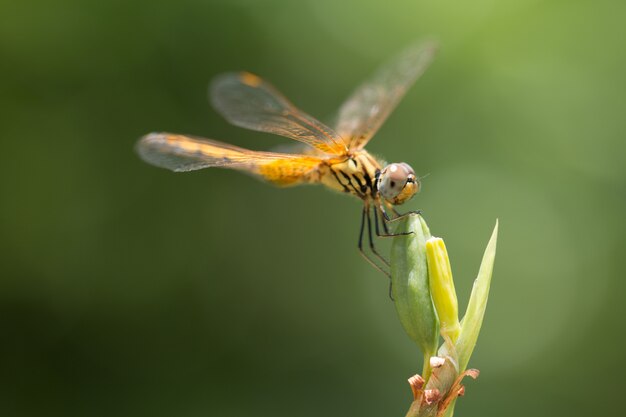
[426,237,461,343]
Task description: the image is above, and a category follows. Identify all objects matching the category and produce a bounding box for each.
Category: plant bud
[391,214,440,378]
[426,237,461,343]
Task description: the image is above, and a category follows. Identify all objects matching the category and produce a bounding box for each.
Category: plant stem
[422,352,433,382]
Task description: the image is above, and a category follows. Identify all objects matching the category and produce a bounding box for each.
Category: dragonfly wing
[210,72,348,155]
[137,133,323,186]
[270,141,326,156]
[335,40,437,150]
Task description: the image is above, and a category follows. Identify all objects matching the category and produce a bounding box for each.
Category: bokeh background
[1,0,625,416]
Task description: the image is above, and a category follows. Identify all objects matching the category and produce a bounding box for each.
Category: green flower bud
[425,238,461,343]
[391,214,439,379]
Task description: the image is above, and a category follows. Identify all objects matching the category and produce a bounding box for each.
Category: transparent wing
[210,72,348,155]
[335,40,438,150]
[270,141,326,156]
[136,133,323,186]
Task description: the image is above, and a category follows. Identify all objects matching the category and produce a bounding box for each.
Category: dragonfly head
[377,163,420,205]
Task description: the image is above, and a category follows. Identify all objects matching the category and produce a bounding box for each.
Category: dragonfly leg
[357,205,390,277]
[372,207,395,300]
[384,202,422,223]
[366,205,390,267]
[375,203,413,237]
[357,205,397,300]
[373,205,389,235]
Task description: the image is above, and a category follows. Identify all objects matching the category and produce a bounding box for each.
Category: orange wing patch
[257,158,321,186]
[164,135,245,160]
[240,72,263,87]
[137,133,324,183]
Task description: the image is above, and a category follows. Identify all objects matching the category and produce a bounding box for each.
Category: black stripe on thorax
[329,166,351,193]
[340,170,365,198]
[373,169,381,196]
[351,174,368,195]
[361,168,375,198]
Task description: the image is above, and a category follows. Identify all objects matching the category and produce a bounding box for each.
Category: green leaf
[455,220,499,371]
[391,214,440,377]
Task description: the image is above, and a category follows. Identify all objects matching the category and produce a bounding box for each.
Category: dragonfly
[137,40,437,275]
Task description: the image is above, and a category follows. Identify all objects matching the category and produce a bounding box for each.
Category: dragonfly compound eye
[378,163,420,205]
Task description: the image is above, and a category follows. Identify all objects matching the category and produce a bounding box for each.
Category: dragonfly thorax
[377,162,420,205]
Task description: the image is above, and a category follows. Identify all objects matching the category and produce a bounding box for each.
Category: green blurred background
[1,0,625,416]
